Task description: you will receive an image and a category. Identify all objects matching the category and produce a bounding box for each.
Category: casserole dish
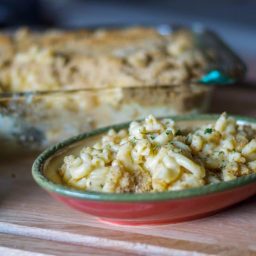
[0,25,246,153]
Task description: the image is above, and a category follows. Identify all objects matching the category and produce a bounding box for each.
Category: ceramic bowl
[32,114,256,225]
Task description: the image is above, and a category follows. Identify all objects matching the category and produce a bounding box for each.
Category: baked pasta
[0,27,207,92]
[0,27,213,150]
[59,113,256,193]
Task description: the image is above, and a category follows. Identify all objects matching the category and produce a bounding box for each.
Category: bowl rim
[32,114,256,202]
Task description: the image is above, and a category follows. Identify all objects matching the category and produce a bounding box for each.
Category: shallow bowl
[32,114,256,225]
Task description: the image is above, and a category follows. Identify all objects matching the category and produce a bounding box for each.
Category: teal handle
[199,70,235,85]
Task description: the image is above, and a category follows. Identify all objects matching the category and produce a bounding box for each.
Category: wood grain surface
[1,85,256,256]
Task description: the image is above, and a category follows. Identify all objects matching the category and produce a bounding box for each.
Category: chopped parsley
[130,137,137,144]
[166,130,172,135]
[105,144,111,150]
[150,135,155,140]
[204,128,213,134]
[175,129,182,136]
[220,160,226,169]
[93,148,103,152]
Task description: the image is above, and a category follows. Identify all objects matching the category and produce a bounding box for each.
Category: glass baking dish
[0,24,246,154]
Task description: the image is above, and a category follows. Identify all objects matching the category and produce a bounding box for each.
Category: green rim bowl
[32,114,256,225]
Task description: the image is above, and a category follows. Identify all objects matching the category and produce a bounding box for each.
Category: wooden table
[1,85,256,256]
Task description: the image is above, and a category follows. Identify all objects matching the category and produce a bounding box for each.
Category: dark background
[0,0,255,81]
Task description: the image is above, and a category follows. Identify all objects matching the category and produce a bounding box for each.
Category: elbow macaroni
[59,113,256,193]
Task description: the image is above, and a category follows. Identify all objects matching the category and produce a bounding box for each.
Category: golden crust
[0,27,207,92]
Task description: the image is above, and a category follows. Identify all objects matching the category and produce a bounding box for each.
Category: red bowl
[32,114,256,225]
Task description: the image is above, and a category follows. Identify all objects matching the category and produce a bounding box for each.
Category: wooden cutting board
[1,85,256,256]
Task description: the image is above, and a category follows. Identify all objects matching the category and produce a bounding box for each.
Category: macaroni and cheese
[59,113,256,193]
